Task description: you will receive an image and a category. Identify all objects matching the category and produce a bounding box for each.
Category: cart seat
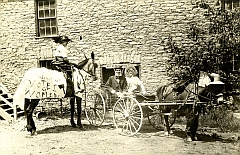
[135,93,156,102]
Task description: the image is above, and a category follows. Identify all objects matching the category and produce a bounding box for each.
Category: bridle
[81,59,96,77]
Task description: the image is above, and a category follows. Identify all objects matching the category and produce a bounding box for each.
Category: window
[35,0,58,37]
[38,59,53,68]
[101,64,140,85]
[232,53,240,71]
[221,0,240,10]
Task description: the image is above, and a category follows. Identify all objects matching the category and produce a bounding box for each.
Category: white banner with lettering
[13,68,67,110]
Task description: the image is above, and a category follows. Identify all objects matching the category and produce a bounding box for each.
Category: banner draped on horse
[13,68,67,110]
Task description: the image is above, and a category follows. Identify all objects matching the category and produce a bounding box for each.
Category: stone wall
[0,0,215,94]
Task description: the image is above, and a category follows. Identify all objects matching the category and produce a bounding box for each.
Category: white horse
[14,52,98,135]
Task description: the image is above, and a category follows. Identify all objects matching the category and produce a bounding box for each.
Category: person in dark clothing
[104,67,127,106]
[105,68,127,93]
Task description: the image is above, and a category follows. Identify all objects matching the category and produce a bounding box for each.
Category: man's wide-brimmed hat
[125,65,138,76]
[60,36,71,43]
[52,36,71,44]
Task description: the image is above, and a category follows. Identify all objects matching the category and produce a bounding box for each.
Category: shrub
[199,106,240,132]
[233,95,240,111]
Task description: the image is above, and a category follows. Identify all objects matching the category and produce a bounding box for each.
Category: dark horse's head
[77,52,98,81]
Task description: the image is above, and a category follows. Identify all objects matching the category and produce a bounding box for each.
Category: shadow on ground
[37,124,99,135]
[139,124,162,133]
[174,129,238,143]
[139,122,239,143]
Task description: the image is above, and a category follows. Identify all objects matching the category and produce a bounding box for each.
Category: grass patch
[199,106,240,132]
[233,95,240,112]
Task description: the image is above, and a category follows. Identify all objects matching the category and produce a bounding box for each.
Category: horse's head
[77,52,98,81]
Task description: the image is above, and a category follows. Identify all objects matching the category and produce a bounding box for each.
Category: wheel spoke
[122,99,128,111]
[128,98,135,112]
[96,110,103,119]
[129,117,140,127]
[130,109,141,116]
[130,115,142,120]
[129,118,137,132]
[85,91,105,126]
[127,120,133,134]
[122,121,128,132]
[96,110,104,116]
[115,106,125,114]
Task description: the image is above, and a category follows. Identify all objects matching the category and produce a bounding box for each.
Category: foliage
[232,94,240,111]
[164,2,240,132]
[164,4,240,87]
[199,106,240,132]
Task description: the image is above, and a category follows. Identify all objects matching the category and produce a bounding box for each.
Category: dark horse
[156,72,224,141]
[14,53,98,136]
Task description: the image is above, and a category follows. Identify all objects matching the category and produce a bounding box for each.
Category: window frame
[35,0,59,38]
[232,53,240,71]
[221,0,240,10]
[100,64,141,85]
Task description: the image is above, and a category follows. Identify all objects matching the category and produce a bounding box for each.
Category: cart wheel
[85,91,106,126]
[147,105,164,130]
[147,106,177,130]
[113,96,143,136]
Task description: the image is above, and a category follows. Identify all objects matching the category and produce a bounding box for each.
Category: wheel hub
[124,111,129,120]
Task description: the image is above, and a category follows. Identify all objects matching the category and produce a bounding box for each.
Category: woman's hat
[125,65,138,76]
[60,36,71,43]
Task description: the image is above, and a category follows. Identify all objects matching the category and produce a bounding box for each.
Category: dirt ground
[0,114,240,155]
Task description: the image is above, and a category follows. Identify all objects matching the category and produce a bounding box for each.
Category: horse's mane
[174,79,193,93]
[156,85,166,100]
[156,79,193,100]
[77,58,89,69]
[156,72,212,101]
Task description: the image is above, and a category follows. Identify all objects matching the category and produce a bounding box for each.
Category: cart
[113,94,208,136]
[85,76,217,136]
[84,64,212,136]
[85,88,208,136]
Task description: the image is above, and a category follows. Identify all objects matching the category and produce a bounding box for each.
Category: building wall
[0,0,214,94]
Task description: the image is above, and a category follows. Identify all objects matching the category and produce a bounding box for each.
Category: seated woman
[125,65,146,96]
[124,65,157,114]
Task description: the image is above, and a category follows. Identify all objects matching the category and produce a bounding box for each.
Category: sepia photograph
[0,0,240,154]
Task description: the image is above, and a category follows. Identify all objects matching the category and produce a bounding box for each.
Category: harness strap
[185,88,212,101]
